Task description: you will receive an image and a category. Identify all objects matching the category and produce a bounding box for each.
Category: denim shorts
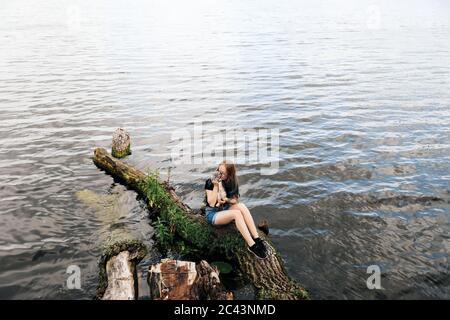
[205,204,230,225]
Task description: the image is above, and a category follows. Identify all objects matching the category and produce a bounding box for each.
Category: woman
[204,160,268,259]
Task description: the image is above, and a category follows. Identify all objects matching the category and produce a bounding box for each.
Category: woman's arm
[223,195,238,205]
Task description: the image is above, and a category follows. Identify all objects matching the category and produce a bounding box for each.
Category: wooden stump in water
[112,128,131,158]
[148,259,233,300]
[195,260,234,300]
[96,239,147,300]
[258,219,270,235]
[102,251,136,300]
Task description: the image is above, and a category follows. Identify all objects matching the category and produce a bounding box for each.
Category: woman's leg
[230,203,259,239]
[213,209,255,247]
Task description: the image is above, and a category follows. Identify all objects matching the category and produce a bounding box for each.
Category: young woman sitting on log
[204,160,268,259]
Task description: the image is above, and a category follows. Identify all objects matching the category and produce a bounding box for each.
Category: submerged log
[93,147,309,300]
[96,239,147,300]
[148,259,232,300]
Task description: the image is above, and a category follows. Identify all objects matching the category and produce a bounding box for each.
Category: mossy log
[93,147,309,300]
[148,259,233,300]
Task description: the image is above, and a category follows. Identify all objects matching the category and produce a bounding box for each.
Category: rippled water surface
[0,0,449,299]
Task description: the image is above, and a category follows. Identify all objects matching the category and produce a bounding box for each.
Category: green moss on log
[112,144,131,158]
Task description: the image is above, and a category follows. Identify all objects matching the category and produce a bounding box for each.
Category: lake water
[0,0,449,299]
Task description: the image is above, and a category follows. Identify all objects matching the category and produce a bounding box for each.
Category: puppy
[212,172,227,207]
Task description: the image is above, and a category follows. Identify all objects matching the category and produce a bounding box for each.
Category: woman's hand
[219,197,228,205]
[227,196,238,205]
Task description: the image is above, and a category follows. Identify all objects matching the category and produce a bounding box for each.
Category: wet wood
[257,219,269,235]
[93,147,309,300]
[148,259,233,300]
[96,239,147,300]
[102,251,136,300]
[112,128,131,158]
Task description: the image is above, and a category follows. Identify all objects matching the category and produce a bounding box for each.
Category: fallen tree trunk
[148,259,233,300]
[93,147,309,300]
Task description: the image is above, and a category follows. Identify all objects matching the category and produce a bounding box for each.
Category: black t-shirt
[204,178,240,207]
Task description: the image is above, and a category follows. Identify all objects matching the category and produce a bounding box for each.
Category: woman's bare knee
[234,209,245,220]
[238,203,249,212]
[228,209,242,222]
[233,211,246,226]
[238,202,246,208]
[230,205,245,215]
[229,204,240,211]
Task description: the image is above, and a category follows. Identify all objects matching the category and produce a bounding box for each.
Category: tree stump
[102,251,136,300]
[148,259,233,300]
[96,239,147,299]
[112,128,131,158]
[258,219,270,235]
[195,260,234,300]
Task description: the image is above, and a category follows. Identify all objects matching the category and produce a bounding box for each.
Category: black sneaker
[253,236,264,245]
[255,237,269,255]
[253,237,267,250]
[247,242,268,259]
